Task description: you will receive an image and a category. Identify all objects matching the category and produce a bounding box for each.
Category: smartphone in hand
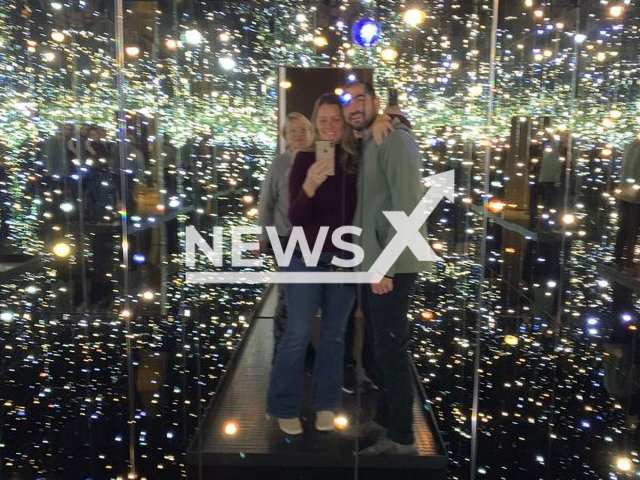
[315,140,335,176]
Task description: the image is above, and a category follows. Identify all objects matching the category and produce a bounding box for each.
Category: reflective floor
[2,186,639,479]
[188,290,442,479]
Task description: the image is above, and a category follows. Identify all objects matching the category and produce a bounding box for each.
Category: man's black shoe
[342,364,357,394]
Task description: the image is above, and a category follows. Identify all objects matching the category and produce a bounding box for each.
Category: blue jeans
[266,253,355,418]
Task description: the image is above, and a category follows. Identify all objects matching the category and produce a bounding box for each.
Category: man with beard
[341,81,428,455]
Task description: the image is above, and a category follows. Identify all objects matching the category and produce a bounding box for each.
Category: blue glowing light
[132,253,146,264]
[339,92,352,105]
[352,18,381,47]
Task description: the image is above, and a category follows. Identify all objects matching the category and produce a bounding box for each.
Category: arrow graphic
[368,169,455,281]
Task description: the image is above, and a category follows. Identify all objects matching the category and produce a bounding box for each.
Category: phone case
[315,141,335,176]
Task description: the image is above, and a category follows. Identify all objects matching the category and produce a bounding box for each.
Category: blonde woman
[266,93,360,435]
[257,112,313,360]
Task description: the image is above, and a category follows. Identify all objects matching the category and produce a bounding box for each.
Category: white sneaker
[315,410,335,431]
[276,417,303,435]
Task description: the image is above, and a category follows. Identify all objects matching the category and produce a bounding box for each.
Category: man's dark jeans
[272,236,289,362]
[360,273,417,445]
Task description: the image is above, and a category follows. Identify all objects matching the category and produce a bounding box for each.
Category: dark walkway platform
[0,253,41,283]
[598,262,640,293]
[187,287,448,480]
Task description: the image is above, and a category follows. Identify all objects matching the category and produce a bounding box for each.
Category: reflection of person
[39,124,76,226]
[86,126,110,163]
[160,134,179,196]
[342,81,427,455]
[67,124,89,161]
[84,126,114,222]
[614,137,640,275]
[41,124,74,178]
[538,135,564,211]
[0,143,9,248]
[256,113,313,361]
[266,94,358,435]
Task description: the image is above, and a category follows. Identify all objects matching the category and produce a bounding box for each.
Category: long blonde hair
[308,93,359,174]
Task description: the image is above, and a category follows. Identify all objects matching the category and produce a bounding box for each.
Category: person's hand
[251,239,268,257]
[372,114,394,146]
[371,276,393,295]
[67,139,77,156]
[384,105,406,117]
[85,140,96,156]
[302,161,332,197]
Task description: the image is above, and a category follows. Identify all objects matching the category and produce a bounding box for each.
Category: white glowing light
[51,31,65,42]
[223,421,239,435]
[381,48,398,61]
[125,46,140,57]
[53,242,71,257]
[218,57,236,70]
[616,457,632,472]
[469,85,483,96]
[313,35,328,47]
[610,5,624,17]
[184,29,203,45]
[360,23,380,45]
[403,8,426,27]
[334,415,349,429]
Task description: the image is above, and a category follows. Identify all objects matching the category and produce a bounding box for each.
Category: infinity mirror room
[1,0,639,479]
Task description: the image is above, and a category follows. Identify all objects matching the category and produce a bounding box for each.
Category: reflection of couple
[258,81,428,455]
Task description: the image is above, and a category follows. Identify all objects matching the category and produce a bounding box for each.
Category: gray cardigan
[258,151,293,241]
[353,119,429,277]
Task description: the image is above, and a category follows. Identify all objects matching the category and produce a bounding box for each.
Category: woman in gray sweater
[257,112,313,359]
